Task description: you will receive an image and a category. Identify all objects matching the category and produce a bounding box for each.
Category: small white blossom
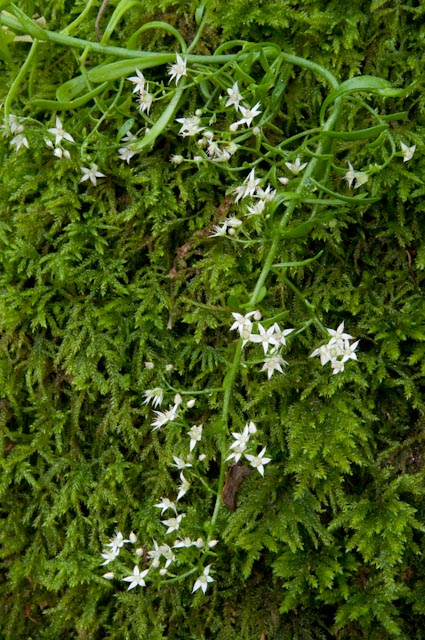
[326,321,354,347]
[225,81,243,110]
[102,572,115,580]
[255,184,276,202]
[341,339,360,362]
[270,323,294,348]
[138,88,154,114]
[143,387,164,408]
[226,425,250,462]
[48,117,74,146]
[176,115,205,137]
[80,163,105,186]
[118,145,137,163]
[230,311,257,345]
[400,142,416,163]
[168,53,187,85]
[166,364,174,372]
[192,565,214,595]
[247,421,257,434]
[173,536,195,548]
[285,157,307,174]
[245,447,272,476]
[127,69,146,94]
[173,456,192,470]
[159,544,176,568]
[147,540,162,567]
[188,424,203,452]
[177,472,190,501]
[10,133,29,151]
[7,114,24,134]
[278,176,289,185]
[187,398,196,408]
[233,168,262,203]
[144,361,154,369]
[344,161,368,188]
[161,514,184,534]
[246,200,265,216]
[260,352,288,379]
[331,359,345,375]
[249,323,277,355]
[100,548,118,565]
[123,566,149,590]
[170,154,184,164]
[209,222,228,238]
[234,102,261,127]
[151,403,179,430]
[107,530,127,555]
[154,497,177,515]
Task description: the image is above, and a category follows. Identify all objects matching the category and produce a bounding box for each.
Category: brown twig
[95,0,111,42]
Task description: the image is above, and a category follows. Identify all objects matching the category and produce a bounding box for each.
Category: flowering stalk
[209,97,343,533]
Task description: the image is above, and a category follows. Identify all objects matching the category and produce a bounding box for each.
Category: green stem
[4,37,38,131]
[209,96,343,535]
[60,0,98,35]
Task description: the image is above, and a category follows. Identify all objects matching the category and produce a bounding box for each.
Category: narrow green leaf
[272,251,324,268]
[323,123,387,141]
[320,75,392,123]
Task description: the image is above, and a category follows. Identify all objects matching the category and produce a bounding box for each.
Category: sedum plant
[0,1,425,638]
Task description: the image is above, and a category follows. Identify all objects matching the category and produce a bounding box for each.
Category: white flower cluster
[45,116,75,159]
[226,421,271,476]
[310,321,359,375]
[4,114,29,152]
[230,311,294,379]
[127,383,216,593]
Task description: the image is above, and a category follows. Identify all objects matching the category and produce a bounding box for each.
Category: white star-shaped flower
[100,548,118,565]
[230,311,257,344]
[176,115,204,137]
[151,403,179,431]
[248,323,277,355]
[161,514,184,534]
[188,424,203,452]
[400,142,416,163]
[225,81,243,110]
[326,321,354,347]
[344,161,368,188]
[172,456,192,470]
[260,352,288,379]
[48,117,74,146]
[176,472,190,501]
[80,163,105,186]
[233,102,261,127]
[245,447,272,476]
[285,157,307,175]
[168,53,187,85]
[143,387,164,408]
[138,87,153,114]
[122,566,149,590]
[127,69,146,94]
[118,145,137,164]
[10,133,29,151]
[192,565,214,595]
[154,497,177,515]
